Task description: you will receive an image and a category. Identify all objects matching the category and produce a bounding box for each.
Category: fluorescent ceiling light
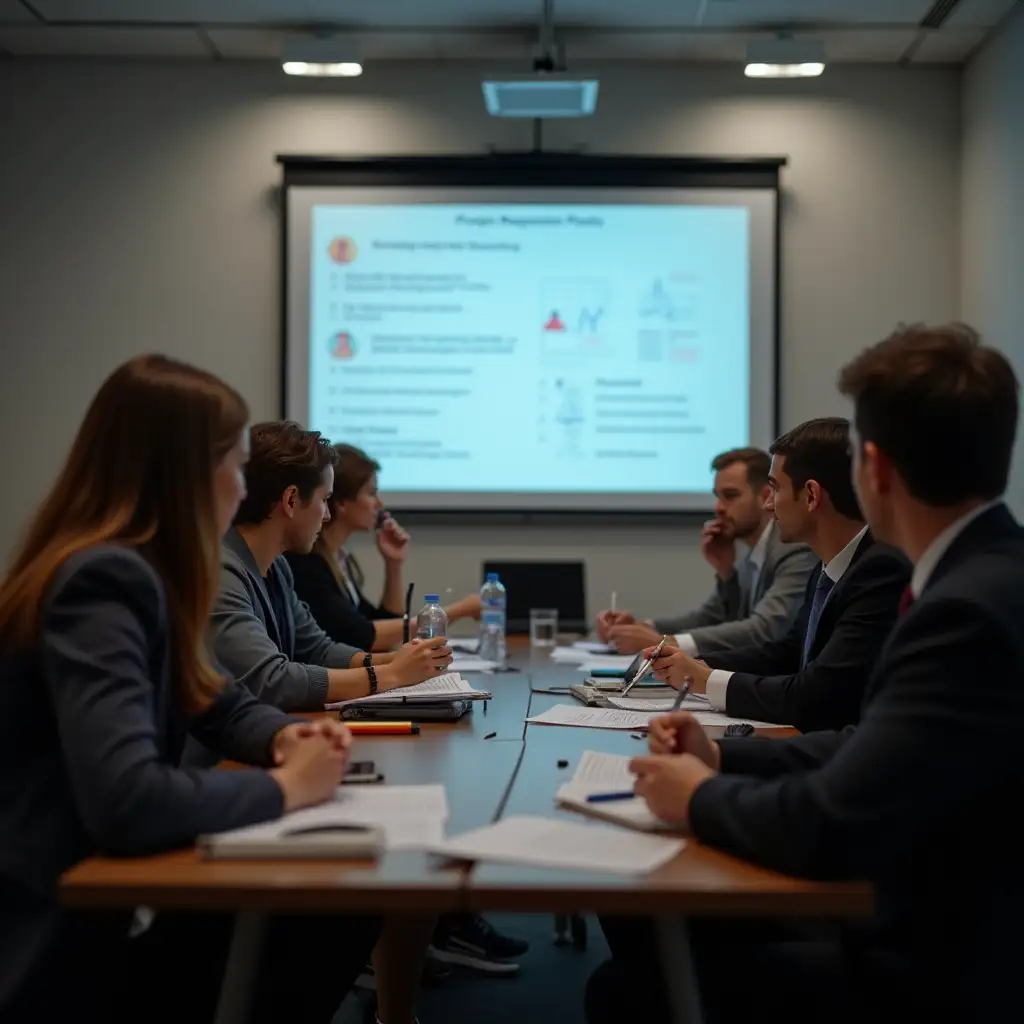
[281,37,361,77]
[282,61,362,77]
[745,62,824,78]
[745,37,825,78]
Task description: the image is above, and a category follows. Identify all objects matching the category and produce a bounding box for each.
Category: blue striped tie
[802,570,836,667]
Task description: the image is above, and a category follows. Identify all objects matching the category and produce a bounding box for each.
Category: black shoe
[429,915,529,975]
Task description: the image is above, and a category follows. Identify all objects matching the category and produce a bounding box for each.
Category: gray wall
[0,61,961,621]
[962,5,1024,513]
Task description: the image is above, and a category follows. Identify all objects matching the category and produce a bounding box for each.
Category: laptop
[481,560,586,634]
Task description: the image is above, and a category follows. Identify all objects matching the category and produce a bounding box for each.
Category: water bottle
[478,572,507,666]
[416,594,448,640]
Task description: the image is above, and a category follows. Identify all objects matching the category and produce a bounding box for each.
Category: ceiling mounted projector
[482,74,599,118]
[281,36,362,77]
[745,37,826,78]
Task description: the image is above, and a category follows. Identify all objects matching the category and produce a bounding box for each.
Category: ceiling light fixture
[281,37,362,77]
[744,37,825,78]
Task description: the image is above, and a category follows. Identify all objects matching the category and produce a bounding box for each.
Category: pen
[346,722,420,736]
[670,678,692,712]
[620,634,670,697]
[402,582,414,643]
[610,590,617,613]
[586,791,636,803]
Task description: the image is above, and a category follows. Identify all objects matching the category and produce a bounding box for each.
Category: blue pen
[586,790,636,803]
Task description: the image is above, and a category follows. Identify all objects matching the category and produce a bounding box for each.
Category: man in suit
[598,447,817,656]
[649,417,909,731]
[587,323,1024,1024]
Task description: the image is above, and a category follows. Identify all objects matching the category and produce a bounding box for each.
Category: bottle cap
[485,572,499,582]
[425,594,440,603]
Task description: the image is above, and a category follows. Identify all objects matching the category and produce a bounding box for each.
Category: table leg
[656,916,705,1024]
[213,911,267,1024]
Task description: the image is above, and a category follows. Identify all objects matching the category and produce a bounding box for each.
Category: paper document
[450,655,500,673]
[581,654,637,672]
[549,646,594,664]
[448,638,480,653]
[572,749,635,789]
[202,784,449,855]
[428,815,684,875]
[525,704,654,731]
[607,695,709,712]
[328,672,491,709]
[572,640,616,655]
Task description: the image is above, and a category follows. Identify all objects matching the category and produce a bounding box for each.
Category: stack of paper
[580,654,637,673]
[525,704,654,731]
[451,650,500,673]
[549,646,594,664]
[327,672,491,710]
[607,694,709,712]
[555,751,677,833]
[571,640,616,655]
[427,815,684,875]
[201,784,449,859]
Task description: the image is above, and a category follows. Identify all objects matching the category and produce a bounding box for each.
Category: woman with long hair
[286,443,480,651]
[0,355,378,1023]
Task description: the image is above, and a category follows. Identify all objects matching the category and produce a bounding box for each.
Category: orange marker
[346,721,420,736]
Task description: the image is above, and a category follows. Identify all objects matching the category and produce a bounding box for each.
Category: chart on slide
[306,201,752,495]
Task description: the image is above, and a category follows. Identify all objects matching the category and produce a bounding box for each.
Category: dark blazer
[285,550,394,651]
[689,504,1024,1020]
[704,531,910,731]
[0,547,292,1017]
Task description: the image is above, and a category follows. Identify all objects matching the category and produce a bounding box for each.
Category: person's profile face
[766,454,806,544]
[285,466,334,554]
[213,430,248,537]
[713,463,762,539]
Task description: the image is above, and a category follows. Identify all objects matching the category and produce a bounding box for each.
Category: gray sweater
[210,528,362,712]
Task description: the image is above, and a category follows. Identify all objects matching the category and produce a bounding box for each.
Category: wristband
[365,664,378,695]
[362,652,372,668]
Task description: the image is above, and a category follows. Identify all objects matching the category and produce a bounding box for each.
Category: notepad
[200,784,449,859]
[525,704,654,731]
[427,815,684,875]
[328,672,491,709]
[555,751,680,834]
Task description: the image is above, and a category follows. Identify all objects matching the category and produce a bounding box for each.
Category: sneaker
[429,914,529,975]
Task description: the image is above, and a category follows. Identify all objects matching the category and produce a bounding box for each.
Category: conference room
[2,1,1024,1023]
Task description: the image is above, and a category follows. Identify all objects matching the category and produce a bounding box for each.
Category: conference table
[61,639,873,1024]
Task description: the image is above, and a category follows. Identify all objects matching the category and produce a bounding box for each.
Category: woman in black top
[287,444,479,650]
[0,356,377,1023]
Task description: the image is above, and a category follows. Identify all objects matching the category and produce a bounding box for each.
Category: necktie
[898,585,915,617]
[802,570,836,667]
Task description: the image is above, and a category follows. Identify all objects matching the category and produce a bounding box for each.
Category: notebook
[327,672,491,709]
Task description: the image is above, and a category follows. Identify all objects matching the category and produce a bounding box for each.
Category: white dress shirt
[674,520,774,656]
[704,525,868,711]
[910,499,1003,598]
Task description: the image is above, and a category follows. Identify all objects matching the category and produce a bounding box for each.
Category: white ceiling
[0,0,1018,63]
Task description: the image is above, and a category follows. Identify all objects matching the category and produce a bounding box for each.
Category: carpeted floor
[337,913,609,1024]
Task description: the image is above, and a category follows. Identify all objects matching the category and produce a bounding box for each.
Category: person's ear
[281,485,299,519]
[759,484,772,508]
[805,480,823,511]
[863,441,892,496]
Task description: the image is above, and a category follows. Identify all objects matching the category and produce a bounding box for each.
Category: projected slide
[307,202,750,497]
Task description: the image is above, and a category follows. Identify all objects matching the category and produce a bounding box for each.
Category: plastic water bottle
[416,594,448,640]
[478,572,507,666]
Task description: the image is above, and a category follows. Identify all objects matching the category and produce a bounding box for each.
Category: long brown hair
[314,443,381,591]
[0,354,248,712]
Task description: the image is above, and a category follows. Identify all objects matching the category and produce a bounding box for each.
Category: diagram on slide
[539,278,612,359]
[637,278,696,324]
[552,378,585,460]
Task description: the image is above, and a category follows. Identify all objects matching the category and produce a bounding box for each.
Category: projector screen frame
[277,153,785,521]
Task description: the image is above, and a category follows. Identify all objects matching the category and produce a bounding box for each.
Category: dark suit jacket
[704,531,910,731]
[285,550,393,651]
[0,547,293,1017]
[689,504,1024,1020]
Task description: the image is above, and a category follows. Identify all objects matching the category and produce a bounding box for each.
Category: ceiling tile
[0,25,207,55]
[944,0,1021,28]
[33,0,540,27]
[688,0,932,28]
[911,26,988,61]
[0,0,39,22]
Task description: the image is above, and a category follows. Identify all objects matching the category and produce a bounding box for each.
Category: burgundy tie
[898,585,915,618]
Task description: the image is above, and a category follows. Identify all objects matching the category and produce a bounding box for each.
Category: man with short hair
[588,324,1024,1024]
[649,417,910,731]
[211,421,450,712]
[598,447,817,655]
